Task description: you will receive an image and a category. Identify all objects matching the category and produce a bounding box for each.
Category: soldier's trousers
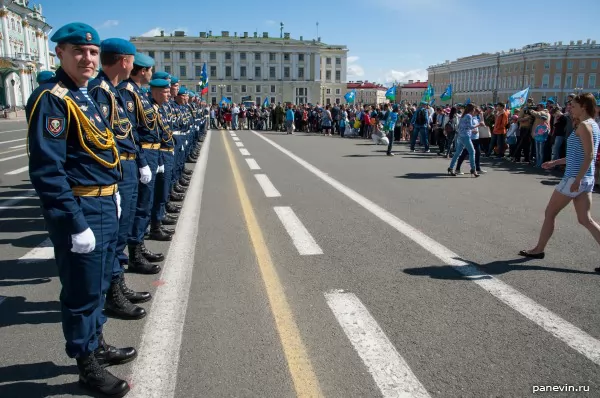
[129,149,159,243]
[114,158,138,274]
[46,195,118,358]
[172,135,185,186]
[153,149,175,222]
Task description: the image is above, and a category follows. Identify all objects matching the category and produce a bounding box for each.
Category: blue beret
[149,79,170,88]
[177,87,188,95]
[101,38,136,55]
[170,76,179,84]
[134,52,155,68]
[36,70,55,84]
[152,71,170,80]
[50,22,100,46]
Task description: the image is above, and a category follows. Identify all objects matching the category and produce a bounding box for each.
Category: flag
[465,97,471,105]
[385,86,396,101]
[421,84,434,103]
[201,86,208,95]
[344,89,356,103]
[508,87,530,109]
[429,99,435,106]
[220,97,231,105]
[440,84,452,101]
[263,97,270,107]
[200,63,208,88]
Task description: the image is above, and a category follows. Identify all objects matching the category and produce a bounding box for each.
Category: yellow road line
[222,131,323,397]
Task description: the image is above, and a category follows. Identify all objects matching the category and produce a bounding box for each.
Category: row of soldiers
[25,22,207,397]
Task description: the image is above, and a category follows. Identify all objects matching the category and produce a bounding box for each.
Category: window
[255,85,261,93]
[10,19,14,30]
[336,57,341,65]
[240,52,246,60]
[240,66,247,78]
[567,60,573,70]
[556,61,562,70]
[326,88,331,94]
[326,71,331,80]
[210,52,216,60]
[283,53,290,61]
[271,97,276,104]
[268,66,275,78]
[298,54,304,62]
[225,52,231,61]
[592,60,598,70]
[195,51,201,60]
[565,74,572,89]
[226,85,231,92]
[269,53,276,61]
[255,66,261,78]
[270,85,276,93]
[553,74,561,89]
[541,95,547,102]
[524,75,529,87]
[164,65,171,74]
[526,64,530,71]
[225,66,232,77]
[180,66,186,77]
[295,87,307,105]
[241,85,247,92]
[148,51,155,58]
[335,71,341,81]
[298,67,304,79]
[255,52,261,61]
[326,57,331,65]
[211,97,217,104]
[588,74,596,89]
[211,86,216,93]
[195,65,202,77]
[326,98,331,105]
[335,88,340,95]
[530,74,534,87]
[580,60,586,69]
[210,65,217,78]
[541,74,549,88]
[544,61,550,70]
[164,51,171,59]
[577,73,584,88]
[284,67,290,78]
[179,51,186,60]
[532,63,535,70]
[255,97,261,105]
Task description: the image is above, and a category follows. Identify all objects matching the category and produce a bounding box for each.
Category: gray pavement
[1,124,599,397]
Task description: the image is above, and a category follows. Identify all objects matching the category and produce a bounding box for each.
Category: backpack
[415,109,427,125]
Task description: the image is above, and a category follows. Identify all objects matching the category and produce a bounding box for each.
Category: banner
[508,87,530,109]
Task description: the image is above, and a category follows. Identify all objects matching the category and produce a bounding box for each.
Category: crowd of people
[25,23,208,397]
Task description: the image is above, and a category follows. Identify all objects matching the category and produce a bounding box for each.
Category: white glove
[181,145,184,151]
[115,191,122,219]
[157,164,165,173]
[71,227,96,254]
[139,165,152,184]
[185,140,188,145]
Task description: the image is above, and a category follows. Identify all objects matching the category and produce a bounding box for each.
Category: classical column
[22,19,31,56]
[44,34,51,70]
[314,53,321,81]
[0,7,10,58]
[19,69,27,105]
[36,30,44,68]
[304,52,310,81]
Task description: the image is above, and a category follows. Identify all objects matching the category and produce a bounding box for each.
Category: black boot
[186,157,197,163]
[140,241,164,262]
[173,184,186,194]
[162,213,178,226]
[165,202,181,214]
[149,221,173,241]
[160,224,175,235]
[77,352,130,398]
[170,192,184,202]
[183,169,193,176]
[178,178,190,186]
[118,274,151,304]
[95,333,138,367]
[104,277,147,320]
[128,244,161,274]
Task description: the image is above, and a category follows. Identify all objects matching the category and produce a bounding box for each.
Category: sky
[38,0,600,86]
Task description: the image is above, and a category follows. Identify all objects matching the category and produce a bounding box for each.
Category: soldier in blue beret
[36,70,55,84]
[25,22,131,397]
[151,71,170,80]
[118,55,168,269]
[88,38,151,322]
[171,88,192,196]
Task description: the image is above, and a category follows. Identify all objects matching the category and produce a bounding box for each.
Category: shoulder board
[152,104,160,112]
[99,80,111,92]
[49,82,68,99]
[123,82,135,93]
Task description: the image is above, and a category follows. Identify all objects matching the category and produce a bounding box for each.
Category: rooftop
[401,81,428,89]
[347,81,387,90]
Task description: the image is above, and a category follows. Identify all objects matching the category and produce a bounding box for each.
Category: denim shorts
[555,176,595,198]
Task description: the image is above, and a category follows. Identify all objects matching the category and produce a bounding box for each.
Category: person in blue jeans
[448,104,484,177]
[534,120,550,167]
[410,101,430,152]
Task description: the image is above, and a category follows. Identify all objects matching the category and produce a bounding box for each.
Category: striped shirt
[565,119,600,178]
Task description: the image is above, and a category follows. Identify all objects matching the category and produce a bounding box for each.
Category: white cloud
[265,20,277,26]
[382,69,428,84]
[347,55,365,79]
[140,27,189,37]
[99,20,119,29]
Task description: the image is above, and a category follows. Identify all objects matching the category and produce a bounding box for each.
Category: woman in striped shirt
[519,93,600,273]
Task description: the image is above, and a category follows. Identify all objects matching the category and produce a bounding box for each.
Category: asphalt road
[1,122,599,398]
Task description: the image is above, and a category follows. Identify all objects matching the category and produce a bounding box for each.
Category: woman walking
[519,93,600,273]
[448,104,484,177]
[321,105,333,136]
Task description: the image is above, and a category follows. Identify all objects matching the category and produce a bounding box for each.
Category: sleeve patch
[126,101,134,112]
[100,104,109,117]
[44,116,66,138]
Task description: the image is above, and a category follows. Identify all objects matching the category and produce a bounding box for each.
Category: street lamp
[10,78,15,112]
[217,84,226,105]
[574,86,584,94]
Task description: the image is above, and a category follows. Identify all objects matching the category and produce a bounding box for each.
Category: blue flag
[508,87,530,109]
[421,84,434,103]
[200,63,208,88]
[385,86,396,101]
[263,97,270,107]
[440,84,452,101]
[465,97,471,105]
[220,97,231,105]
[344,90,356,103]
[429,99,435,106]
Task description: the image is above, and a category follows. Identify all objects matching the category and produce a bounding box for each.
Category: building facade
[0,0,54,107]
[398,80,428,104]
[130,30,348,106]
[346,81,388,105]
[428,40,600,105]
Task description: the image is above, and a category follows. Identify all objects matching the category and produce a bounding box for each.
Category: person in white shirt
[231,103,240,130]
